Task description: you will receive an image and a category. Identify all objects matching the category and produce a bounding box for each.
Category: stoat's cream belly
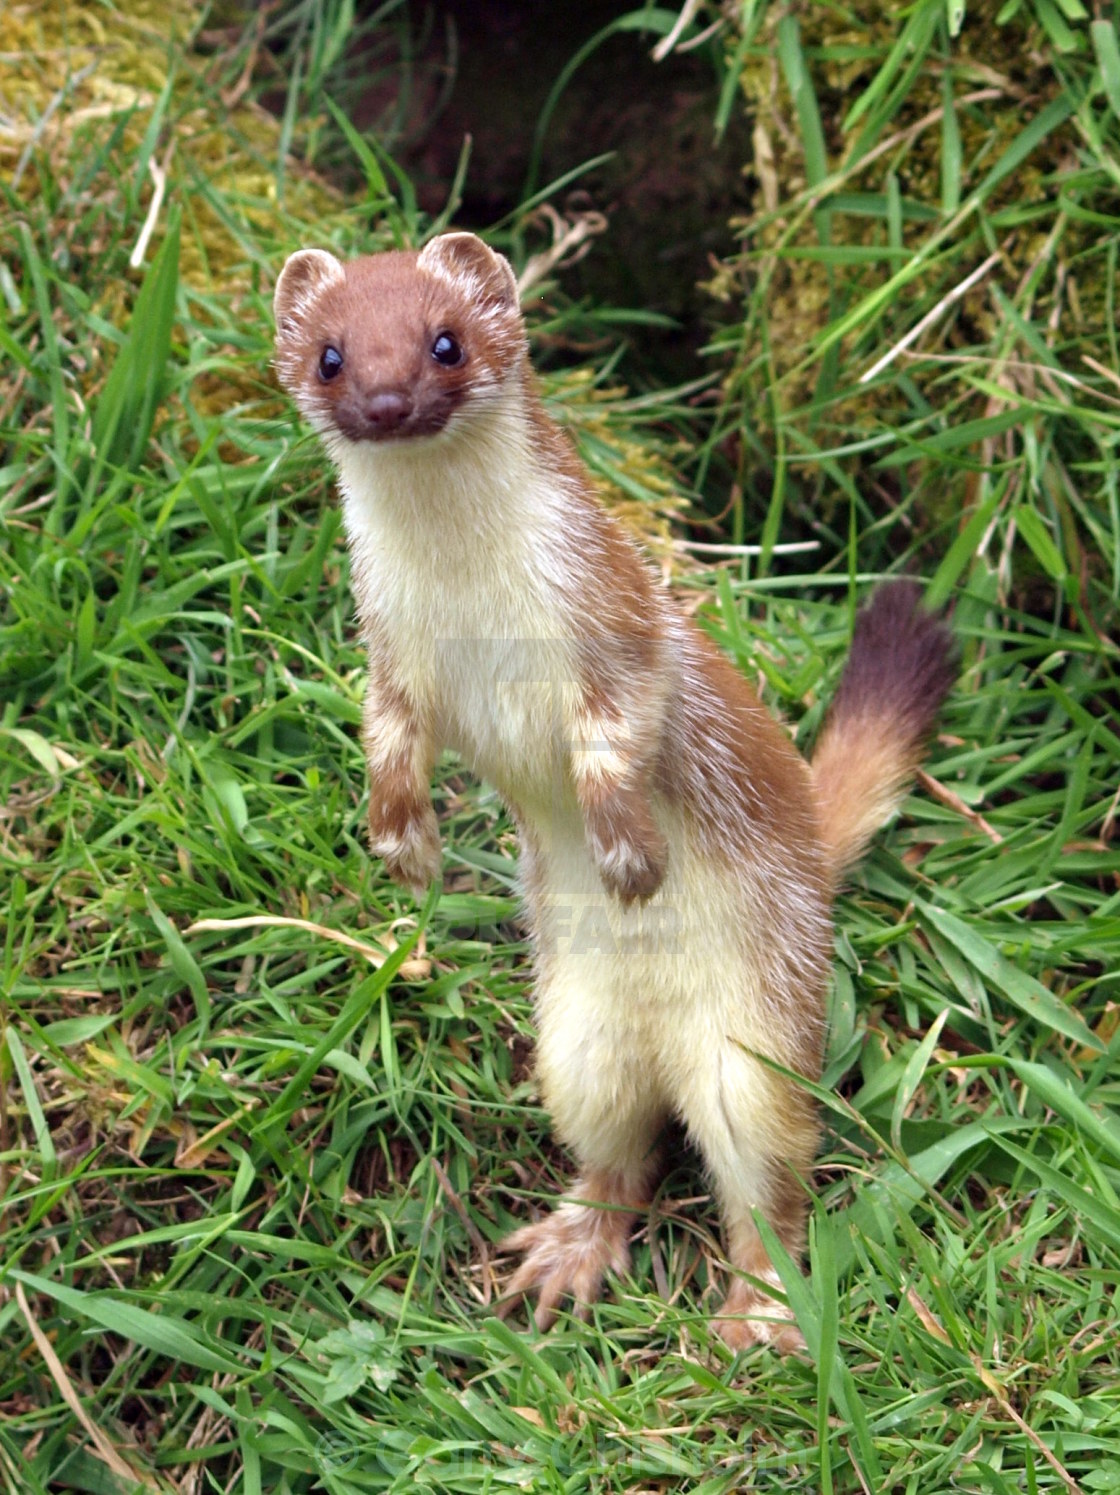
[523,800,831,1135]
[433,637,579,801]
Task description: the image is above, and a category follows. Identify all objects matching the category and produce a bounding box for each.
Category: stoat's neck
[328,370,556,554]
[330,369,594,654]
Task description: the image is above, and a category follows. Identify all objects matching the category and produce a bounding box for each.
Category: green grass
[2,2,1119,1493]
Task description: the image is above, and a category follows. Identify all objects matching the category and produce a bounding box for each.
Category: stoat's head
[273,232,525,447]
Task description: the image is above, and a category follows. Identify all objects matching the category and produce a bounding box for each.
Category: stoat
[273,231,955,1351]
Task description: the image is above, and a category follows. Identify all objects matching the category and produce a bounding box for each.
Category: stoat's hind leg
[501,961,665,1328]
[501,1161,657,1329]
[716,1201,809,1355]
[674,1044,818,1354]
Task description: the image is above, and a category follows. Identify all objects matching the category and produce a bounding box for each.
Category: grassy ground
[2,2,1119,1492]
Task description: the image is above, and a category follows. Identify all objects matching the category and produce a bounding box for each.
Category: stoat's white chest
[332,421,587,805]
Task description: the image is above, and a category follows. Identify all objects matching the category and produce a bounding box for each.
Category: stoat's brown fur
[274,232,955,1351]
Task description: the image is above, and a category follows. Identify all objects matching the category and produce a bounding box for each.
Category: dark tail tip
[829,579,957,741]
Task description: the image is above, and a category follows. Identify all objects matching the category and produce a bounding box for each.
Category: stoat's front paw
[369,806,442,897]
[593,826,668,906]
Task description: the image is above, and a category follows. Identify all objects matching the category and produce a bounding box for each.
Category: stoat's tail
[811,580,956,879]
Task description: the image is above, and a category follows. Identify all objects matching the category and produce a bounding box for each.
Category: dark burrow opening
[332,0,756,387]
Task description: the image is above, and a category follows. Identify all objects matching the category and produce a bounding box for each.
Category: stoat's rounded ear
[274,249,345,333]
[417,232,519,310]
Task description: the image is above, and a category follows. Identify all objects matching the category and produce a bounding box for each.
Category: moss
[1,2,340,396]
[720,0,1104,440]
[680,1,1120,578]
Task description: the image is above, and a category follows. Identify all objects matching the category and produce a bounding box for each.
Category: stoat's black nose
[366,391,412,431]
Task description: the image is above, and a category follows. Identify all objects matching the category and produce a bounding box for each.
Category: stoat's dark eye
[431,332,464,367]
[318,345,344,381]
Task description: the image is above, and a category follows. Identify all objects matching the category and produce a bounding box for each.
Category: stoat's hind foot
[715,1275,806,1355]
[499,1196,638,1330]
